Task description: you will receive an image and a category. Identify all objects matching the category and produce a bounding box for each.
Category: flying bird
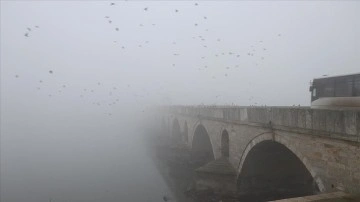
[27,27,31,31]
[108,20,112,24]
[24,33,29,37]
[110,2,115,6]
[115,28,119,31]
[144,7,148,11]
[49,70,53,74]
[15,75,19,78]
[175,9,178,12]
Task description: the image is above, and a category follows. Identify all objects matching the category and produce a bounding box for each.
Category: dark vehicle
[309,73,360,109]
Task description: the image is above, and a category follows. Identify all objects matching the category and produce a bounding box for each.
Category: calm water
[0,118,174,202]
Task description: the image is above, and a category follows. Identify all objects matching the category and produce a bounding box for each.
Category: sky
[1,0,359,108]
[0,1,359,202]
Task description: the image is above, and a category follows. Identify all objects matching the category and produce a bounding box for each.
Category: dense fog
[1,1,359,202]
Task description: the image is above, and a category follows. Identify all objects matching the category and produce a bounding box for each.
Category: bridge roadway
[160,106,360,197]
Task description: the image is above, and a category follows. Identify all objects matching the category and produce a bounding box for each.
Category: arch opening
[183,121,188,143]
[237,140,319,201]
[221,130,230,157]
[171,119,181,142]
[161,117,166,135]
[191,124,214,167]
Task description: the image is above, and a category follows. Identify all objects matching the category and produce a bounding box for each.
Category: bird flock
[17,1,284,112]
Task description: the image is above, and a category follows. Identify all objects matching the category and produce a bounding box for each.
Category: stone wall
[166,106,360,142]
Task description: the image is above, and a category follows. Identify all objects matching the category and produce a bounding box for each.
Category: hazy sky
[1,1,359,108]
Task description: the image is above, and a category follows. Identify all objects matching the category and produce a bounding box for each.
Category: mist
[1,1,359,202]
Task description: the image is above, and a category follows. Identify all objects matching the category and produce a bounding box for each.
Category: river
[0,117,175,202]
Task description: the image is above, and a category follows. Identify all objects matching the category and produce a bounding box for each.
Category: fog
[1,1,359,202]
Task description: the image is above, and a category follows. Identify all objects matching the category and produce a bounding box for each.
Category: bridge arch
[171,118,181,142]
[237,132,324,200]
[221,129,230,158]
[191,123,215,167]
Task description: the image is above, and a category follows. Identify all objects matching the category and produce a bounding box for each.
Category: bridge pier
[194,157,237,193]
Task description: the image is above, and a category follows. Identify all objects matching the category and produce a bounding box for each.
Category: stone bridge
[159,106,360,198]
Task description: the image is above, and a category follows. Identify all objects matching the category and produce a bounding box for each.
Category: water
[0,119,174,202]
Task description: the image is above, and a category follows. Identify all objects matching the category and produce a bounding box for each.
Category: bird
[62,85,66,88]
[175,9,178,12]
[15,75,19,78]
[144,7,148,11]
[49,70,53,74]
[108,20,112,24]
[194,23,198,26]
[194,3,198,6]
[204,16,207,19]
[24,33,29,37]
[105,16,110,18]
[35,25,39,28]
[39,80,43,83]
[110,2,115,6]
[278,33,281,37]
[115,28,119,31]
[27,27,31,31]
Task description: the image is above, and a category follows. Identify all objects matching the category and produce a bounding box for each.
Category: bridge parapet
[166,106,360,142]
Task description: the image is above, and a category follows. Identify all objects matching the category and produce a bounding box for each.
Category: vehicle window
[354,75,360,96]
[335,76,353,97]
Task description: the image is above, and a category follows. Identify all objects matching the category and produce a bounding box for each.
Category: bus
[309,73,360,109]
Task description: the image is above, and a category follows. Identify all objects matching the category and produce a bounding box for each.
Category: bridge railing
[166,106,360,141]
